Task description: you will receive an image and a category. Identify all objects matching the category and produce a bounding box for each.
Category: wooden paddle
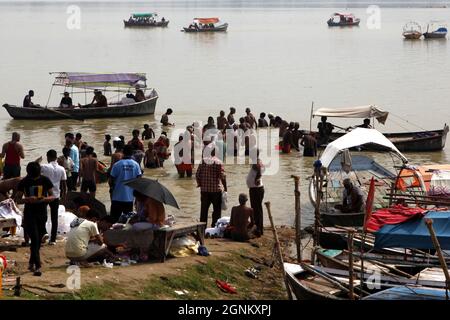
[36,105,84,122]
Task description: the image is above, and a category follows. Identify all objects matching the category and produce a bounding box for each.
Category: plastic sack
[45,206,77,236]
[221,191,228,211]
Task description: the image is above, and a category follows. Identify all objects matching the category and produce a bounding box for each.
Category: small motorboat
[403,21,422,39]
[423,21,448,39]
[124,13,169,27]
[182,17,228,32]
[327,13,360,27]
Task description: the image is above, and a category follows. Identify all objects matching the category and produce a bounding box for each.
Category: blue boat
[363,286,448,300]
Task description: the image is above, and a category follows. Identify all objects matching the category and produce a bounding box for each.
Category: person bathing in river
[144,141,160,169]
[258,112,269,128]
[160,108,173,126]
[317,116,334,145]
[141,124,155,140]
[103,135,112,156]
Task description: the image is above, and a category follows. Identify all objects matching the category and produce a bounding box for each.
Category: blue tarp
[374,211,450,250]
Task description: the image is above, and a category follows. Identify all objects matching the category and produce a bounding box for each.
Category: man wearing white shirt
[246,157,265,237]
[41,149,67,245]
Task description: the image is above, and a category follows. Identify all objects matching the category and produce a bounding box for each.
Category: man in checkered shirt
[196,148,227,227]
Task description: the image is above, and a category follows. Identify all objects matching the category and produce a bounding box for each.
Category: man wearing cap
[59,92,73,108]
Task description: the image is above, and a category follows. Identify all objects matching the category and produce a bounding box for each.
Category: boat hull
[318,126,449,152]
[403,32,422,39]
[423,32,447,39]
[2,96,157,120]
[183,24,228,32]
[124,20,169,27]
[327,20,360,27]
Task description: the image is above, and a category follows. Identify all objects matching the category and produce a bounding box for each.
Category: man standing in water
[217,110,228,131]
[160,108,173,126]
[1,132,25,179]
[227,107,236,126]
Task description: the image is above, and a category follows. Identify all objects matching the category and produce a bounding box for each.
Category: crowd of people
[0,103,375,277]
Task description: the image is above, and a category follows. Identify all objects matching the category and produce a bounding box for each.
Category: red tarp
[365,205,427,232]
[194,17,219,24]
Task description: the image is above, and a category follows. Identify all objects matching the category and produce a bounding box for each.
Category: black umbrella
[124,177,180,209]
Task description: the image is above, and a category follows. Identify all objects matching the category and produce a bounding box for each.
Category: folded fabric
[366,204,427,232]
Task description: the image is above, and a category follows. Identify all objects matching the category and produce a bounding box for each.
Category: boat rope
[390,112,431,132]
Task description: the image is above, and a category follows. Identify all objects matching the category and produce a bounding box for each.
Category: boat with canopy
[311,105,449,152]
[124,13,169,27]
[309,128,407,227]
[402,21,422,39]
[327,13,360,27]
[182,17,228,32]
[423,21,448,39]
[2,72,158,120]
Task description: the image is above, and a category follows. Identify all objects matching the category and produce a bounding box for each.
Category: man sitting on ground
[65,209,114,265]
[228,193,255,242]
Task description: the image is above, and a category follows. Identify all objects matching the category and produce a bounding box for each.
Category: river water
[1,1,450,226]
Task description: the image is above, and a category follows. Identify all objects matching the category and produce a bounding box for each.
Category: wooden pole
[347,230,355,300]
[0,269,2,298]
[312,165,322,263]
[291,175,302,262]
[425,218,450,300]
[309,101,314,132]
[264,201,293,300]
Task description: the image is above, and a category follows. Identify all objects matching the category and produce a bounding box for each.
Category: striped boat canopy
[51,72,147,89]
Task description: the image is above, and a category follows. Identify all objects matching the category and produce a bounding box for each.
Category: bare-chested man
[79,146,98,198]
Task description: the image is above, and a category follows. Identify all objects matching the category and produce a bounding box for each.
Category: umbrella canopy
[124,177,180,209]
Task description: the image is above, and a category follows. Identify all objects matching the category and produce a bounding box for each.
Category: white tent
[313,105,389,124]
[320,128,408,168]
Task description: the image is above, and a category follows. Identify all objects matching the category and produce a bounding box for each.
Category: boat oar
[36,105,84,122]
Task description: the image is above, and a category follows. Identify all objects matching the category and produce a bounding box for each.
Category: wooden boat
[327,13,360,27]
[403,21,422,39]
[284,263,348,300]
[312,105,449,152]
[124,13,169,27]
[423,21,448,39]
[309,154,398,228]
[363,286,448,300]
[182,17,228,32]
[2,72,158,120]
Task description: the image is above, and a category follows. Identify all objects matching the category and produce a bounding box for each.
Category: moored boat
[311,105,449,152]
[423,21,448,39]
[327,13,360,27]
[182,17,228,32]
[403,21,422,39]
[2,72,158,120]
[124,13,169,27]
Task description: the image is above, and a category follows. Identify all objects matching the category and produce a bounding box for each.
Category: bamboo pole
[291,175,302,262]
[424,218,450,300]
[347,230,355,300]
[264,201,293,300]
[312,165,322,263]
